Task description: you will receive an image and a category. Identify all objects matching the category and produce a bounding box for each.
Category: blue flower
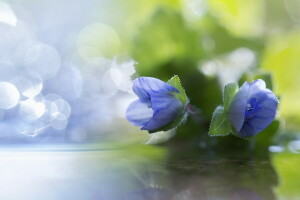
[228,79,278,137]
[126,77,187,133]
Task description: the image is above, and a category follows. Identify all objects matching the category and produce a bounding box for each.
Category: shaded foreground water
[0,144,298,200]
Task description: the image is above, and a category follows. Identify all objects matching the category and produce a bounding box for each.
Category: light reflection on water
[0,145,297,200]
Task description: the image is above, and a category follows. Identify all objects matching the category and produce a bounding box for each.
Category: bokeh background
[0,0,300,199]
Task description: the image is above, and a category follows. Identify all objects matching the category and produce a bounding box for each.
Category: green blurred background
[1,0,300,199]
[93,0,300,143]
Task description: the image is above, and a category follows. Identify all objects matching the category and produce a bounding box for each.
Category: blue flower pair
[126,76,278,138]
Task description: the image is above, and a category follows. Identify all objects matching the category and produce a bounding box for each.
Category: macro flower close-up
[126,76,188,133]
[1,0,300,199]
[228,79,278,137]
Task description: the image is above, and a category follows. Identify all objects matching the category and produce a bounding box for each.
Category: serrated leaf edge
[208,106,231,136]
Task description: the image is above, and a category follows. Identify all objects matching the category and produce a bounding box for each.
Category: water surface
[0,144,298,200]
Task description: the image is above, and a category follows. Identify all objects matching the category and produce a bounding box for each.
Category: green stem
[186,104,203,123]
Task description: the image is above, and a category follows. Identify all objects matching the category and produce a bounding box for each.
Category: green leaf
[167,75,189,105]
[208,106,231,136]
[223,82,238,112]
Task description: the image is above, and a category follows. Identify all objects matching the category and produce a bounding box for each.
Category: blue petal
[228,82,250,132]
[254,92,278,118]
[141,98,182,131]
[240,89,278,136]
[238,121,258,137]
[249,79,266,90]
[132,77,179,101]
[149,92,179,110]
[126,100,154,127]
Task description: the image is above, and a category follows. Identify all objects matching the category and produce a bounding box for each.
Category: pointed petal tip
[250,79,266,89]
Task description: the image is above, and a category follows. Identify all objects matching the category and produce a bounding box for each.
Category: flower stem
[186,104,203,123]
